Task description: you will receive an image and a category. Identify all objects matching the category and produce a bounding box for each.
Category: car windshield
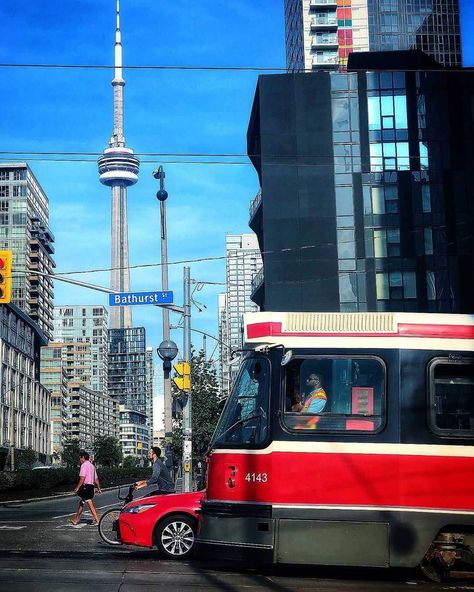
[212,355,270,447]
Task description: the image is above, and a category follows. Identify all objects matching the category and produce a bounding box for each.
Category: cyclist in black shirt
[135,447,175,495]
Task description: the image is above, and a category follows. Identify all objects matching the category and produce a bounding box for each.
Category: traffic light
[172,361,190,392]
[0,251,13,304]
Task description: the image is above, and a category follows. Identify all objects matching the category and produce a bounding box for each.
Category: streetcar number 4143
[245,472,268,483]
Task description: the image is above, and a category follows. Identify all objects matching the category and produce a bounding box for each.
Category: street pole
[153,166,173,467]
[182,266,192,492]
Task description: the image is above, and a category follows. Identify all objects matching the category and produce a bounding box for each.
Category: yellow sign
[184,462,191,472]
[137,442,143,449]
[173,361,191,392]
[0,251,13,304]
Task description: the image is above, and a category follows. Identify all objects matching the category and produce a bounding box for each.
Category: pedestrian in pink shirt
[71,451,102,526]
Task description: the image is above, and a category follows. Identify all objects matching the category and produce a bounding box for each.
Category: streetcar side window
[284,357,385,432]
[429,358,474,437]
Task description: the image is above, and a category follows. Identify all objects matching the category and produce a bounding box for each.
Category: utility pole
[182,266,192,492]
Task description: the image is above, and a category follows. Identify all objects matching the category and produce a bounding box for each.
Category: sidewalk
[0,484,122,505]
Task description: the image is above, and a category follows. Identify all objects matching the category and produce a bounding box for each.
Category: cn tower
[98,0,139,329]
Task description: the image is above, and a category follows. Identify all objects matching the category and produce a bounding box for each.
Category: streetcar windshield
[212,356,270,447]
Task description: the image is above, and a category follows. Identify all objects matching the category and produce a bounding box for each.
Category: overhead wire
[9,218,470,280]
[0,62,471,73]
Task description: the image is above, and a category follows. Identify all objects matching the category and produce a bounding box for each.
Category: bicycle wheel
[98,508,122,545]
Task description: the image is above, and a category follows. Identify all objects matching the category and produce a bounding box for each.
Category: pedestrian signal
[0,251,13,304]
[172,361,190,392]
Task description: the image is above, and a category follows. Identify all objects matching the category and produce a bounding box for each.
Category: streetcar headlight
[122,503,157,514]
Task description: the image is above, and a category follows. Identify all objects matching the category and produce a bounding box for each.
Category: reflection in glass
[424,228,433,255]
[213,356,270,446]
[422,185,431,212]
[403,272,417,298]
[371,187,385,214]
[332,98,350,132]
[337,229,355,259]
[419,142,429,169]
[376,273,389,299]
[374,230,387,257]
[335,186,353,216]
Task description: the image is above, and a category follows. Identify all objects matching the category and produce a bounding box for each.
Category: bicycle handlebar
[117,483,137,502]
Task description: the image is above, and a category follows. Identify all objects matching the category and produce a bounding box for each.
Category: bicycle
[98,483,136,545]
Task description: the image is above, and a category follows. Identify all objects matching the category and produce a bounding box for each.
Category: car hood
[123,490,205,510]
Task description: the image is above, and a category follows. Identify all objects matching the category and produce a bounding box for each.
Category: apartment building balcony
[312,53,339,67]
[311,36,338,48]
[310,16,338,29]
[310,0,337,7]
[250,265,264,307]
[249,188,262,233]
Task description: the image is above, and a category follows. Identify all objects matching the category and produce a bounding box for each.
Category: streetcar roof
[243,312,474,351]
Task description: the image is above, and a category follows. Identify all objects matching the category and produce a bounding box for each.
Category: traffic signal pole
[182,266,192,492]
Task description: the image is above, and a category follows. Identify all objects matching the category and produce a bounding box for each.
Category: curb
[0,484,126,506]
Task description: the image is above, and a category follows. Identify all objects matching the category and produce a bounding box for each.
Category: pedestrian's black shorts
[78,484,94,501]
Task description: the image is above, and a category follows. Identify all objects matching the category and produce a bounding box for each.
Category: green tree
[62,439,81,468]
[94,435,122,468]
[16,446,37,469]
[172,348,221,471]
[123,455,139,469]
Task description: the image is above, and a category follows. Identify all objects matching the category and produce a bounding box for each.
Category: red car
[117,491,204,559]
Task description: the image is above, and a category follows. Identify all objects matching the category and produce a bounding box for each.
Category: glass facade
[368,0,461,67]
[285,0,461,72]
[0,164,55,340]
[247,63,474,314]
[108,328,151,441]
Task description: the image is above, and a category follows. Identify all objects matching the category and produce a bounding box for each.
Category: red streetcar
[197,312,474,580]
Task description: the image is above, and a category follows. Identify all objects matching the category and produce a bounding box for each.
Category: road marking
[52,502,118,520]
[0,525,26,530]
[55,522,89,529]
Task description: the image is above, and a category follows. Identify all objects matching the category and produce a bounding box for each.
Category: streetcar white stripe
[211,441,474,457]
[272,504,474,516]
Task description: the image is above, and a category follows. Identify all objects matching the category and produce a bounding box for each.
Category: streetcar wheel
[98,508,122,546]
[419,557,451,583]
[154,514,196,559]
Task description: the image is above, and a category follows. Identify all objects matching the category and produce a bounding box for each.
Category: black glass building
[108,327,149,417]
[368,0,462,67]
[248,51,474,313]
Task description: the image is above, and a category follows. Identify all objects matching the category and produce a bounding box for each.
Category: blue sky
[0,1,285,358]
[0,1,472,426]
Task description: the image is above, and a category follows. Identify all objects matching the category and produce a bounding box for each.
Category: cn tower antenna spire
[98,0,139,329]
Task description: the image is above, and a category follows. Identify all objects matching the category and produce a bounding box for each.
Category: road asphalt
[0,491,472,591]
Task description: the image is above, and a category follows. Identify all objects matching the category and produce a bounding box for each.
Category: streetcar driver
[300,373,327,414]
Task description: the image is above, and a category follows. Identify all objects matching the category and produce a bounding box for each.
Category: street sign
[109,290,173,307]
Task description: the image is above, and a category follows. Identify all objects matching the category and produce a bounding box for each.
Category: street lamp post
[157,338,178,472]
[153,166,174,453]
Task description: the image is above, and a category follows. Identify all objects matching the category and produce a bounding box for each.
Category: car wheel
[154,514,196,559]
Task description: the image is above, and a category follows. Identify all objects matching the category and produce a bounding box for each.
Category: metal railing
[249,188,262,220]
[251,265,264,294]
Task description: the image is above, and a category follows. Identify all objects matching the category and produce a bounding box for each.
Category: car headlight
[122,503,157,514]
